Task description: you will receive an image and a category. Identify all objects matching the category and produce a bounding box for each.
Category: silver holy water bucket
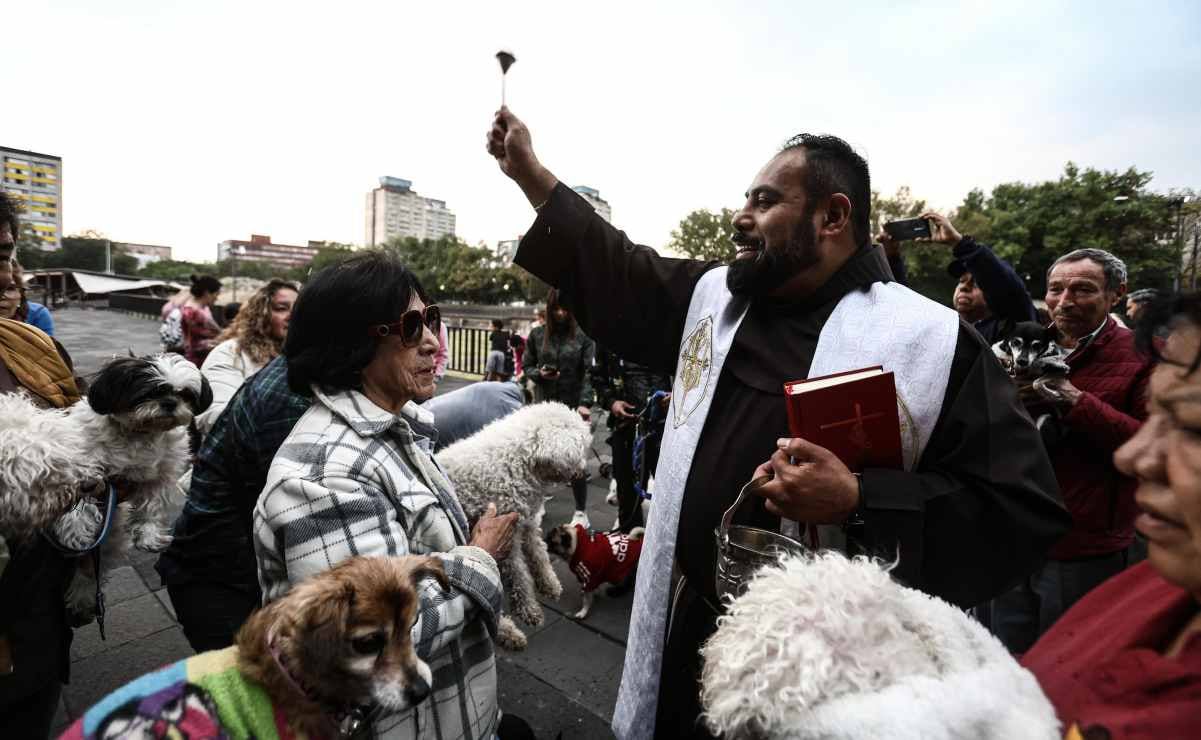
[713,475,810,602]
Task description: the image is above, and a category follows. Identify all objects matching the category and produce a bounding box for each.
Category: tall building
[218,234,319,270]
[572,185,611,223]
[496,237,522,264]
[365,176,457,246]
[2,146,63,250]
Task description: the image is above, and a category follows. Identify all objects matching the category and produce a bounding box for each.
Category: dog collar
[265,624,382,738]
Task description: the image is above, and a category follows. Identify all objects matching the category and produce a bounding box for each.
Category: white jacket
[195,338,263,436]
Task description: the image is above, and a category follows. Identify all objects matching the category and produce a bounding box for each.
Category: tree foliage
[667,208,738,262]
[17,236,139,275]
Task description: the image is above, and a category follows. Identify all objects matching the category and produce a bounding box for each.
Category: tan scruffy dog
[61,556,447,740]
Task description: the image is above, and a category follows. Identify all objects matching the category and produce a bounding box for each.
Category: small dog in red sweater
[545,523,644,619]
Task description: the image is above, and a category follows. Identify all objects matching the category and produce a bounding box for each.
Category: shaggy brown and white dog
[61,556,443,740]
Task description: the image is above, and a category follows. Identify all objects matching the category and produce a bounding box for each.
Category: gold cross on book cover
[783,366,904,471]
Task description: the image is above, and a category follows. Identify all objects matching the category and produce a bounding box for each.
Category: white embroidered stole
[612,270,959,740]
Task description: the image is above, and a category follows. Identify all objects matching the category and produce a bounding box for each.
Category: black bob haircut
[780,133,872,250]
[284,250,428,395]
[1136,291,1201,376]
[190,274,222,297]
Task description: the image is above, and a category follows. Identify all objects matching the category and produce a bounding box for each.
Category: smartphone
[883,217,932,241]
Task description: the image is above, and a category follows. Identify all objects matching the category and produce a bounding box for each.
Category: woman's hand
[469,502,519,560]
[577,405,592,422]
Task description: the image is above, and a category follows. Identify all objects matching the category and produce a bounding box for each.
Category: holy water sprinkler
[496,49,516,106]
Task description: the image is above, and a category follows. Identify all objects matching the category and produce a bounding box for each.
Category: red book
[783,366,904,472]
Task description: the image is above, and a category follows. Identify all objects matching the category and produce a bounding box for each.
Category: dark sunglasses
[368,305,441,346]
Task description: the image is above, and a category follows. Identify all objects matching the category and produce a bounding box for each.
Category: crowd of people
[0,102,1195,739]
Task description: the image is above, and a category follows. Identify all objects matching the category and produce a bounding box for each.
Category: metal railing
[446,326,493,376]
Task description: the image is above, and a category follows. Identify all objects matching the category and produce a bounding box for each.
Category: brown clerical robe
[516,183,1070,737]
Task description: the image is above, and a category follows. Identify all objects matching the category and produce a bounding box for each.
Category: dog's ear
[1043,324,1060,343]
[295,580,356,673]
[407,555,448,593]
[195,375,214,413]
[85,358,139,415]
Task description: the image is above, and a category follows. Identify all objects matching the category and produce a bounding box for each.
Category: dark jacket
[593,346,671,429]
[889,237,1038,344]
[523,324,595,408]
[1049,317,1154,559]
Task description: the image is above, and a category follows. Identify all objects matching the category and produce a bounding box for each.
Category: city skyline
[5,1,1198,265]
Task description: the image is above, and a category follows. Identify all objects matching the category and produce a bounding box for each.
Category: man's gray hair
[1046,248,1128,292]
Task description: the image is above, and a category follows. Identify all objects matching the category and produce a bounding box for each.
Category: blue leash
[634,391,670,501]
[42,484,119,639]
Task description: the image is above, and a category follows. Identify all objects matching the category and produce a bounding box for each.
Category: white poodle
[436,401,591,650]
[700,551,1061,740]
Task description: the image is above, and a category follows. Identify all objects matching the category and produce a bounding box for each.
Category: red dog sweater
[568,524,643,592]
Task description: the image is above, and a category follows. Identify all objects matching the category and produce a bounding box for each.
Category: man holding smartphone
[879,213,1038,343]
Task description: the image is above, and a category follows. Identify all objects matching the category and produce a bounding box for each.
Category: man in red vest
[989,247,1156,653]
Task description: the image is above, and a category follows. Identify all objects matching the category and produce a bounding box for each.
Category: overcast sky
[7,0,1199,264]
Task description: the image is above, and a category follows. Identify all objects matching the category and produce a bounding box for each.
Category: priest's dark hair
[1136,291,1201,375]
[284,249,428,394]
[780,133,871,250]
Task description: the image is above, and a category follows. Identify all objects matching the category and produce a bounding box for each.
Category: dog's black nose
[404,674,431,705]
[159,398,178,413]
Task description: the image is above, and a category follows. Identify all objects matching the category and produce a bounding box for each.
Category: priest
[486,109,1069,739]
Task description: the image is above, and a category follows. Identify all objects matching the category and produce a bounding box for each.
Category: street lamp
[230,245,246,302]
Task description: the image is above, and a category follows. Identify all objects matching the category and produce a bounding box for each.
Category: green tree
[958,164,1179,297]
[667,208,737,262]
[18,235,138,274]
[137,259,215,281]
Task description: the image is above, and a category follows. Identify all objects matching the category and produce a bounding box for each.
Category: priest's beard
[727,216,821,297]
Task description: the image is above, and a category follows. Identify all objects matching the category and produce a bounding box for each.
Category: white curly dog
[701,551,1060,740]
[436,401,591,650]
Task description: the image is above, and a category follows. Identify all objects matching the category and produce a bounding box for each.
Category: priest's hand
[486,107,559,209]
[751,438,860,524]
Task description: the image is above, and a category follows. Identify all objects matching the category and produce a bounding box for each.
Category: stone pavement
[45,306,631,739]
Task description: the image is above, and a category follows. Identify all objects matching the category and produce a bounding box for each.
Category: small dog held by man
[58,555,444,740]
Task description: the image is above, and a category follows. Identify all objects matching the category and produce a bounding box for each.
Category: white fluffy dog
[436,401,591,651]
[700,551,1060,740]
[0,354,211,622]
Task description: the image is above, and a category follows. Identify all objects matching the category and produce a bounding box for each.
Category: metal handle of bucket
[718,474,773,548]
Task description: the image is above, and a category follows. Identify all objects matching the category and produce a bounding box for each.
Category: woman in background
[0,261,54,335]
[195,279,298,435]
[524,288,595,527]
[180,274,222,366]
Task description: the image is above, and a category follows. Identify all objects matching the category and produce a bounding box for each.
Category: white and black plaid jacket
[254,386,503,740]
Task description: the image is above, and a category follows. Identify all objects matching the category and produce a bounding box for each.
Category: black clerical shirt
[518,183,1068,736]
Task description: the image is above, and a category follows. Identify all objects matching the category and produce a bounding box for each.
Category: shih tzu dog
[0,354,211,621]
[61,556,444,740]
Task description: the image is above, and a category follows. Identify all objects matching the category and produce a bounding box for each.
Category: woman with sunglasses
[254,251,519,739]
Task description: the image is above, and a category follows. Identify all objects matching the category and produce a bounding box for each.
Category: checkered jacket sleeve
[255,405,504,661]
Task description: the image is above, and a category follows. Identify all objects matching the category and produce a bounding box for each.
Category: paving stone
[502,616,626,722]
[101,565,149,606]
[154,588,177,620]
[497,656,613,739]
[63,627,192,720]
[70,592,173,661]
[53,693,70,735]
